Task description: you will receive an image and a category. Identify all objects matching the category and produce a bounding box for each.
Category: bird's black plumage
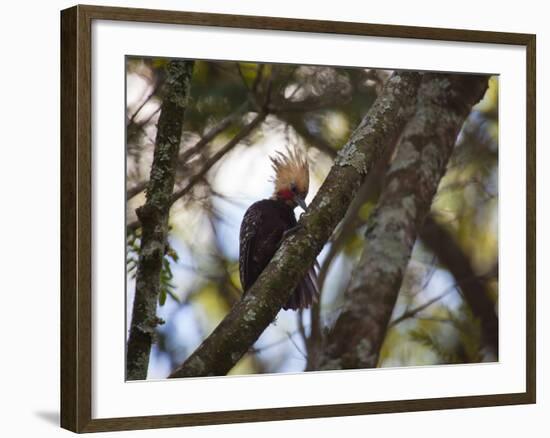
[239,198,319,310]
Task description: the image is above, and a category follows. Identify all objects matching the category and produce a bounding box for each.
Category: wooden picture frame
[60,4,536,433]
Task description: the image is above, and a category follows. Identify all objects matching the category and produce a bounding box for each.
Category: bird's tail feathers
[283,265,320,310]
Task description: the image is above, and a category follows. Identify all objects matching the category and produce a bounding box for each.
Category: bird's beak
[295,195,308,211]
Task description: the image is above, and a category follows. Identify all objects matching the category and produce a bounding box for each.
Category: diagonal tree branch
[420,214,499,357]
[169,110,267,207]
[127,74,274,232]
[279,113,338,158]
[126,110,267,232]
[126,101,249,201]
[169,73,273,207]
[126,60,195,380]
[319,73,489,371]
[169,71,422,378]
[127,63,264,202]
[389,285,457,327]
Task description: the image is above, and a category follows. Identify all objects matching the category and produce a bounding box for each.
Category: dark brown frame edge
[60,4,536,433]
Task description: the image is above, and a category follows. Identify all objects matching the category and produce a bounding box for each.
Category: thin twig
[127,102,249,201]
[286,331,307,359]
[128,81,161,125]
[168,111,267,206]
[170,71,273,207]
[280,116,337,158]
[389,286,457,327]
[237,63,265,111]
[127,101,271,232]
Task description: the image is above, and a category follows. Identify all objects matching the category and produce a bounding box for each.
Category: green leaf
[166,289,181,304]
[159,289,167,306]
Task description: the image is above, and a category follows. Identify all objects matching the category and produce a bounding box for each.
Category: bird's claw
[282,224,303,240]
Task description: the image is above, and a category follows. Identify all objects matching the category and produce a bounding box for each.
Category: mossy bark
[169,71,422,378]
[319,73,489,371]
[126,60,194,380]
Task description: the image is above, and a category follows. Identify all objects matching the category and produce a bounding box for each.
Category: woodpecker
[239,147,319,310]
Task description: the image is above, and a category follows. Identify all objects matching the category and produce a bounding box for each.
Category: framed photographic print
[60,4,536,433]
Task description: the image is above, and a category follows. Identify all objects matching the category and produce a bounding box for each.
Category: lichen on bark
[169,71,422,379]
[126,60,194,381]
[319,73,489,371]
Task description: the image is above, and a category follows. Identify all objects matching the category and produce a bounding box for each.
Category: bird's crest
[270,146,309,196]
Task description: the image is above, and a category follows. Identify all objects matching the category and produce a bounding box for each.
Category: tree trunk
[319,73,489,371]
[126,60,194,380]
[169,71,422,378]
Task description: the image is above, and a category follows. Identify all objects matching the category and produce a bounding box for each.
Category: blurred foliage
[126,56,499,378]
[408,303,483,364]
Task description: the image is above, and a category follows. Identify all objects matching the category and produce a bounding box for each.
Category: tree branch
[319,73,489,371]
[168,71,422,378]
[126,110,267,232]
[126,60,194,380]
[389,285,457,327]
[127,181,148,200]
[306,136,397,370]
[126,102,249,201]
[168,110,267,207]
[279,114,337,158]
[420,214,499,357]
[127,81,161,126]
[269,94,351,113]
[127,73,274,233]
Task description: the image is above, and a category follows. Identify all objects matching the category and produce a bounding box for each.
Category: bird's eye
[290,182,297,193]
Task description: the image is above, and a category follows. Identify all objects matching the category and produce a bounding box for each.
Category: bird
[239,147,320,310]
